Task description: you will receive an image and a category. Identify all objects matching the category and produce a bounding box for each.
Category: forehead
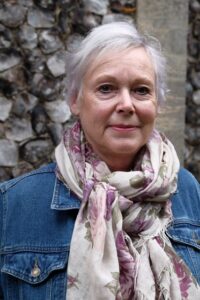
[84,47,155,81]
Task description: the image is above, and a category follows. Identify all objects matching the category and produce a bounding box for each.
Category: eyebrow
[94,74,155,87]
[131,78,154,87]
[93,74,117,82]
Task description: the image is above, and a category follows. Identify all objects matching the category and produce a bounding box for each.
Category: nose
[116,89,135,114]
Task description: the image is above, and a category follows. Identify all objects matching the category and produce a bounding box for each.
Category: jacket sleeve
[172,168,200,219]
[168,168,200,284]
[0,185,4,299]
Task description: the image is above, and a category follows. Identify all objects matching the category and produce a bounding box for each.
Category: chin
[112,146,141,156]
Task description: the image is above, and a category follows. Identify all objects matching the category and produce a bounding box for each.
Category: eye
[98,84,115,94]
[134,86,150,95]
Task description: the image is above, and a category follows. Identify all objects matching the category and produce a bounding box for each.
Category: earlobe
[70,96,80,116]
[156,104,161,115]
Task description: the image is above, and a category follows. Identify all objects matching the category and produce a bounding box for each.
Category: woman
[0,22,200,299]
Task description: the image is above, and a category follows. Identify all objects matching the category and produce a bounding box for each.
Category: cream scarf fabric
[55,121,200,300]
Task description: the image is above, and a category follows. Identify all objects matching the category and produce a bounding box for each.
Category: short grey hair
[66,22,167,107]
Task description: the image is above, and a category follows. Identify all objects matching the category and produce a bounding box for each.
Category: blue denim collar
[51,176,81,211]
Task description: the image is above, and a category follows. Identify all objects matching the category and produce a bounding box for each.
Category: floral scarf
[55,121,200,300]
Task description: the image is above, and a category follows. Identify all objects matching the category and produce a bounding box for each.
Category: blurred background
[0,0,199,181]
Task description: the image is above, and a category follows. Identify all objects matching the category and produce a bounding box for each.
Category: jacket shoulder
[0,163,56,193]
[0,163,57,243]
[178,167,199,186]
[0,163,77,252]
[171,167,200,221]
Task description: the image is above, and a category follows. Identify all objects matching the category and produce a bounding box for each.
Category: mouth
[109,124,140,132]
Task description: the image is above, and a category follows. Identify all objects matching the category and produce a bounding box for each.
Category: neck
[100,154,134,172]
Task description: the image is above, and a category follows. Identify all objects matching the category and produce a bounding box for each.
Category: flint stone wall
[0,0,199,182]
[0,0,137,181]
[185,0,200,180]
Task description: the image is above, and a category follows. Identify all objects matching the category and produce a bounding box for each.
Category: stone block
[0,96,12,121]
[0,139,18,167]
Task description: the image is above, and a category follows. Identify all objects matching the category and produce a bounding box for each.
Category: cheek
[79,104,104,129]
[87,102,112,122]
[138,104,157,123]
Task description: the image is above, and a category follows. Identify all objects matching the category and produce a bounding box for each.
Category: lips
[113,124,138,128]
[109,124,140,132]
[109,123,140,128]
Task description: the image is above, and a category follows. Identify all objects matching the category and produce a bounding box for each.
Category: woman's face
[70,47,158,171]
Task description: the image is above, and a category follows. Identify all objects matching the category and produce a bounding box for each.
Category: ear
[69,95,80,116]
[154,99,159,116]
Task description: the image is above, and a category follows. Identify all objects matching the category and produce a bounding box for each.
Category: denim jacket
[0,163,200,300]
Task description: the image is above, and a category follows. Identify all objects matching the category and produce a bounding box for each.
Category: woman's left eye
[98,84,114,94]
[134,86,150,95]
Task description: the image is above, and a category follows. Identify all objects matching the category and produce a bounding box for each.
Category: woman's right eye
[98,84,115,94]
